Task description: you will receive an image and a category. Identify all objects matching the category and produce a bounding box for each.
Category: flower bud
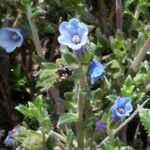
[145,83,150,92]
[103,77,111,91]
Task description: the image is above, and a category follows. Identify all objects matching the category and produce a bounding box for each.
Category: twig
[57,140,67,150]
[96,99,149,149]
[99,0,109,36]
[129,37,150,74]
[116,0,122,31]
[47,86,65,114]
[13,11,22,28]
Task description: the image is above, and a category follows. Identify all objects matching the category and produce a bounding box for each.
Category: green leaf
[96,28,111,49]
[41,62,57,69]
[123,0,134,16]
[106,94,117,102]
[66,131,74,150]
[63,52,78,65]
[135,32,145,54]
[92,89,102,101]
[121,75,135,97]
[16,126,43,149]
[16,96,52,128]
[71,67,84,80]
[35,68,57,92]
[106,59,122,78]
[32,54,44,64]
[58,113,78,126]
[64,92,75,101]
[139,108,150,133]
[104,138,126,150]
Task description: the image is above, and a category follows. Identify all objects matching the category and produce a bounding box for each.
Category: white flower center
[72,35,80,44]
[12,34,19,40]
[118,108,125,114]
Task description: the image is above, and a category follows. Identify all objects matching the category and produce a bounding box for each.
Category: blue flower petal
[125,103,133,113]
[0,28,12,42]
[96,120,106,132]
[0,27,24,53]
[58,34,72,45]
[5,41,19,53]
[77,23,88,37]
[79,32,88,45]
[114,115,121,122]
[69,19,88,37]
[67,42,84,50]
[4,137,14,147]
[116,97,131,108]
[59,21,76,36]
[69,18,80,28]
[88,61,105,84]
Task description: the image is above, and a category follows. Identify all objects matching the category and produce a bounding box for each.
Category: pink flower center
[118,108,125,114]
[72,35,80,44]
[12,34,19,40]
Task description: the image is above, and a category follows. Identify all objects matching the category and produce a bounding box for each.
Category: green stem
[132,5,140,27]
[42,131,47,150]
[26,4,45,60]
[76,68,85,150]
[134,5,140,21]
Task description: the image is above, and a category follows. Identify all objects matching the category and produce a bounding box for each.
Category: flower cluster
[0,27,24,53]
[58,18,133,132]
[58,19,105,84]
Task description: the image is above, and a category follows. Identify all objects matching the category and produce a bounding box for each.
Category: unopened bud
[103,76,111,91]
[145,83,150,92]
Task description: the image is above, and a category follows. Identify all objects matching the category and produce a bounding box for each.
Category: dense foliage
[0,0,150,150]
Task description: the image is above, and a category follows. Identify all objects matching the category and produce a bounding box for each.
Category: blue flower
[112,96,133,122]
[4,137,15,147]
[4,127,19,147]
[88,60,105,84]
[0,27,24,53]
[58,18,89,51]
[96,120,106,132]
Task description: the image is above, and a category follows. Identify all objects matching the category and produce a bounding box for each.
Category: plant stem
[129,37,150,74]
[76,72,85,150]
[26,4,45,60]
[99,0,109,36]
[47,86,65,114]
[96,99,149,148]
[116,0,122,31]
[42,131,47,150]
[134,5,140,21]
[131,5,140,28]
